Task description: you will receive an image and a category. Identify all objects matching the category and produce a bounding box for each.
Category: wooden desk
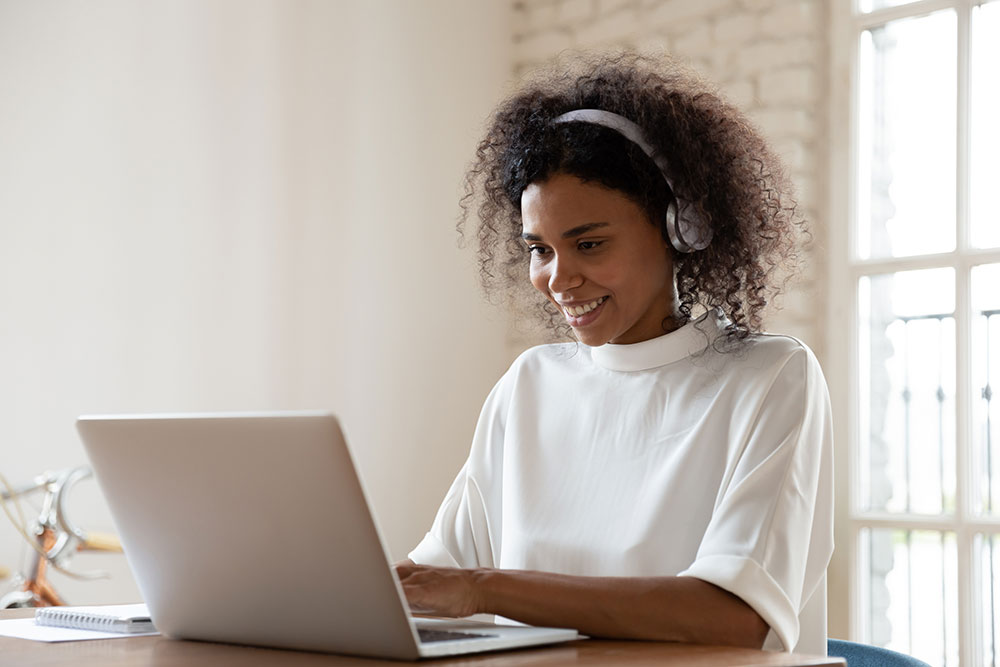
[0,609,845,666]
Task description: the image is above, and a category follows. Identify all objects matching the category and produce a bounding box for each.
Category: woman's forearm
[396,562,769,648]
[474,569,768,648]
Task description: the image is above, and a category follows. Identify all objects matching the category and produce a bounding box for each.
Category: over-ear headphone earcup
[664,199,712,253]
[663,199,684,252]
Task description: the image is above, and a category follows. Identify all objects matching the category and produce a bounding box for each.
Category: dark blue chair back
[827,639,931,667]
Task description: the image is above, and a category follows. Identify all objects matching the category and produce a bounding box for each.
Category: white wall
[0,0,511,604]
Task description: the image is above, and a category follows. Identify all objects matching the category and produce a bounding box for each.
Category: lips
[560,296,609,326]
[560,295,608,317]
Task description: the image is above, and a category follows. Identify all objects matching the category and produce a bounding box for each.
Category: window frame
[829,0,1000,662]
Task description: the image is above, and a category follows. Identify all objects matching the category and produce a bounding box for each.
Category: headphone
[552,109,712,253]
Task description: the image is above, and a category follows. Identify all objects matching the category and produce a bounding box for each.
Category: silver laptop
[77,411,580,659]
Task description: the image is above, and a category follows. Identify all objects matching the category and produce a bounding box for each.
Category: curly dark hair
[459,52,804,341]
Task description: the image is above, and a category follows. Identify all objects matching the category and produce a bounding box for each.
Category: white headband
[552,109,712,253]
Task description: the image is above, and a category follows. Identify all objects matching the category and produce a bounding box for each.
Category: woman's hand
[393,561,486,618]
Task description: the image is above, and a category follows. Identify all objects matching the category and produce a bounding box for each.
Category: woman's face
[520,172,678,346]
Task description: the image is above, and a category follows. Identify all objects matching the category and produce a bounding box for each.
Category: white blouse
[409,311,834,654]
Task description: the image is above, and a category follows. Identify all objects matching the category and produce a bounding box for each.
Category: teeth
[565,296,606,318]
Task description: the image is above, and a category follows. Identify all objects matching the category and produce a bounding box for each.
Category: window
[832,0,1000,664]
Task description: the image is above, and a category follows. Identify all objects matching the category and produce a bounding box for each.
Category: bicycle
[0,466,123,608]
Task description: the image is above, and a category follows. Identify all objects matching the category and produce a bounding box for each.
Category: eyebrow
[521,221,610,242]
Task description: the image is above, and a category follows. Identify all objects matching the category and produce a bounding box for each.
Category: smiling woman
[396,52,834,656]
[521,174,677,347]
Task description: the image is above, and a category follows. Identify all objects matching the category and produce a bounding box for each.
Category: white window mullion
[957,3,976,664]
[852,253,964,277]
[959,261,976,666]
[959,524,978,666]
[856,524,872,643]
[955,174,975,667]
[829,0,862,642]
[853,514,979,531]
[856,0,964,30]
[957,0,971,254]
[850,250,1000,279]
[849,272,864,643]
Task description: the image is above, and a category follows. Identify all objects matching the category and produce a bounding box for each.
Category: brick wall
[508,0,829,363]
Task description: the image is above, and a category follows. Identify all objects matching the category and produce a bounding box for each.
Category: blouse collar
[587,309,727,372]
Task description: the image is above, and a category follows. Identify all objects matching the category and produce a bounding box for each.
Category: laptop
[76,411,581,659]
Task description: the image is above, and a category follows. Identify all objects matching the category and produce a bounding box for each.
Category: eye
[527,245,550,256]
[578,240,602,251]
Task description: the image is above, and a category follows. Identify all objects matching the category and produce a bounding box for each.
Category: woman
[395,53,833,655]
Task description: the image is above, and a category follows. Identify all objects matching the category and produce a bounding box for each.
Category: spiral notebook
[35,603,155,634]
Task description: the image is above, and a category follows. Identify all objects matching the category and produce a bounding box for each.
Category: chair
[827,639,931,667]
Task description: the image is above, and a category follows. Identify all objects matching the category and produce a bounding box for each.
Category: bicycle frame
[1,467,122,608]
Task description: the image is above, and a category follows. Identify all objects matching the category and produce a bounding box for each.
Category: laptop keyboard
[418,628,499,643]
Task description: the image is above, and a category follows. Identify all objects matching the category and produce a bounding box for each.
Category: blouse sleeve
[407,372,511,569]
[677,343,835,652]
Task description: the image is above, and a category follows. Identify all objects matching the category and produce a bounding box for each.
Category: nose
[547,252,584,294]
